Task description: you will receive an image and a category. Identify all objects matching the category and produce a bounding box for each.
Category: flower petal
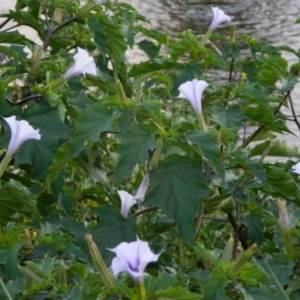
[3,116,41,156]
[177,79,209,115]
[63,47,97,79]
[291,162,300,175]
[108,237,160,283]
[209,7,231,31]
[118,190,136,217]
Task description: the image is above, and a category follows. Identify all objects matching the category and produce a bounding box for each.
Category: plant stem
[136,281,147,300]
[199,30,213,48]
[0,276,12,300]
[0,155,12,179]
[196,112,208,132]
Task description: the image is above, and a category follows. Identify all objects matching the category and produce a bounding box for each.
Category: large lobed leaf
[115,123,157,184]
[146,155,210,246]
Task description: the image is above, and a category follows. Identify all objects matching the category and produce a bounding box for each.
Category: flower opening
[63,47,97,80]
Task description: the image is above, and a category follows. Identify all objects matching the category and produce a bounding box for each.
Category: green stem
[262,256,290,300]
[44,77,66,91]
[196,112,208,132]
[281,230,295,260]
[199,30,213,48]
[0,154,12,179]
[0,276,12,300]
[136,281,147,300]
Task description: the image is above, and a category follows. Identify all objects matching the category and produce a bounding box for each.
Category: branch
[241,90,291,148]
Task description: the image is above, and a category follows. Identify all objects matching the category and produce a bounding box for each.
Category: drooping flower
[109,237,160,283]
[209,7,231,31]
[3,116,41,157]
[63,47,97,80]
[291,162,300,175]
[177,79,209,115]
[118,190,137,218]
[134,173,150,203]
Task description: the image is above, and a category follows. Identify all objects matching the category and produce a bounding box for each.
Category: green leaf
[129,59,174,78]
[146,155,210,246]
[115,123,157,184]
[258,258,295,286]
[0,31,34,46]
[173,63,202,92]
[68,104,114,156]
[46,143,72,188]
[138,40,160,59]
[202,277,228,300]
[207,103,248,128]
[1,11,45,38]
[152,287,199,299]
[243,105,274,125]
[265,166,299,200]
[13,105,71,180]
[242,213,264,246]
[90,207,138,264]
[0,240,24,280]
[0,45,27,66]
[89,14,127,75]
[146,271,180,296]
[243,286,281,300]
[250,140,300,158]
[186,130,224,181]
[0,185,38,224]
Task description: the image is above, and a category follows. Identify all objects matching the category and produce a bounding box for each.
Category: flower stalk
[85,234,115,289]
[135,281,147,300]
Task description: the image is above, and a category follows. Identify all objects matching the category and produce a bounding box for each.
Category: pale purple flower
[3,116,41,156]
[134,173,150,203]
[63,47,97,80]
[209,7,231,31]
[109,237,160,283]
[291,162,300,175]
[96,0,108,3]
[118,190,137,218]
[177,79,209,115]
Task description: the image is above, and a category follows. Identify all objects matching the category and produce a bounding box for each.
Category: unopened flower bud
[85,234,114,288]
[231,244,257,275]
[277,200,289,230]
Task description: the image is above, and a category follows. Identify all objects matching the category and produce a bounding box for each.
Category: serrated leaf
[265,166,299,200]
[0,31,34,46]
[186,130,224,181]
[0,240,24,280]
[90,207,138,264]
[250,140,300,158]
[0,45,27,66]
[146,271,180,295]
[242,213,264,246]
[1,11,45,38]
[12,105,71,180]
[115,123,157,184]
[0,185,38,224]
[152,287,199,299]
[243,286,281,300]
[207,103,248,128]
[243,105,274,125]
[129,59,174,78]
[146,155,210,246]
[46,143,72,188]
[68,104,114,156]
[202,277,228,300]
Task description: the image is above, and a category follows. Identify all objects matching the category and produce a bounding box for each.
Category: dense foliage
[1,0,300,299]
